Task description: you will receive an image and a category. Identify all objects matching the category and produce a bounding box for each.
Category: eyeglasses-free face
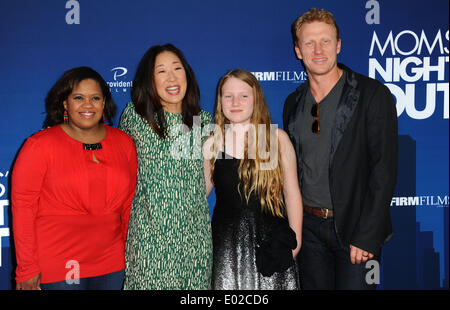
[221,77,254,126]
[63,78,105,132]
[154,51,187,113]
[311,102,320,134]
[294,21,341,79]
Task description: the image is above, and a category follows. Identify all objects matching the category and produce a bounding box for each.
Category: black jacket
[283,63,398,256]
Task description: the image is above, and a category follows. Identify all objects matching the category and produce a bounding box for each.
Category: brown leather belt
[304,205,334,219]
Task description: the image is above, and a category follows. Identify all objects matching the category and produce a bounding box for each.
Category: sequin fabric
[119,102,212,290]
[212,154,300,290]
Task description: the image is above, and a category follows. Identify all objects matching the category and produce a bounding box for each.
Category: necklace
[82,143,102,150]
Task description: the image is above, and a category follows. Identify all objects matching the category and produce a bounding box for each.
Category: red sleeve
[121,137,137,242]
[12,135,47,283]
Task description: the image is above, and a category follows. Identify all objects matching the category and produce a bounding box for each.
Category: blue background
[0,0,448,290]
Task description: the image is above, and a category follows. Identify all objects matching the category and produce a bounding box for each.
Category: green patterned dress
[119,102,213,290]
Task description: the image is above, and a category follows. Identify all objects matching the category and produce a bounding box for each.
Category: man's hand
[349,245,374,264]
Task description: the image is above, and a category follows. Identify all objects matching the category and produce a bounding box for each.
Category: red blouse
[12,125,137,284]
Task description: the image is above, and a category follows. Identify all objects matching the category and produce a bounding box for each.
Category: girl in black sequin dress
[203,69,303,289]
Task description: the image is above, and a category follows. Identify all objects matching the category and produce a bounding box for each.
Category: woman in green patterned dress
[119,44,213,289]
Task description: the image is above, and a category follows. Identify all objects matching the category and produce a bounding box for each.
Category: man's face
[295,21,341,78]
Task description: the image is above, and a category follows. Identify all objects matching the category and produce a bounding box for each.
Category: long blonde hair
[210,69,285,217]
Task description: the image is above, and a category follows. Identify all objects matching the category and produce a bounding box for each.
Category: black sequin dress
[211,153,300,290]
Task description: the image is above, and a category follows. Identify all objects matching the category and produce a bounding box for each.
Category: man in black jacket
[283,8,398,289]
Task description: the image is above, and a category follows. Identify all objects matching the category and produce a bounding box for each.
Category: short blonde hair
[291,8,340,46]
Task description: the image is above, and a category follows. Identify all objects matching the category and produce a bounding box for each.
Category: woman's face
[63,78,105,131]
[153,51,187,113]
[221,77,254,125]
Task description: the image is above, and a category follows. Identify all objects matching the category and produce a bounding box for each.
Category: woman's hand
[16,274,41,290]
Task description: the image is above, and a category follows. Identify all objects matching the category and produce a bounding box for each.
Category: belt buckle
[321,208,329,219]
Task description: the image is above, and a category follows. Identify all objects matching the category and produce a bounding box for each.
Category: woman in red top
[12,67,137,290]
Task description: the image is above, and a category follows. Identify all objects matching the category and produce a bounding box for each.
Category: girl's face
[221,77,254,125]
[153,51,187,113]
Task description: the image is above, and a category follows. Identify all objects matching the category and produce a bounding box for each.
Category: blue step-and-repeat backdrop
[0,0,448,290]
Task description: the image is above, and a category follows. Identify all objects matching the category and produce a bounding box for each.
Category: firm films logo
[251,71,307,83]
[391,195,449,207]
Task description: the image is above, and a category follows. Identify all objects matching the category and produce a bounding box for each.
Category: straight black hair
[131,43,201,138]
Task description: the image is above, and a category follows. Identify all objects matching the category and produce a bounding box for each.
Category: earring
[64,110,69,124]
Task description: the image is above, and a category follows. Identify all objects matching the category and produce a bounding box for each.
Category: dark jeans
[298,213,378,290]
[40,269,125,290]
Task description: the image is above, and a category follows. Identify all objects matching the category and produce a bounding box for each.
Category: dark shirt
[297,71,346,210]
